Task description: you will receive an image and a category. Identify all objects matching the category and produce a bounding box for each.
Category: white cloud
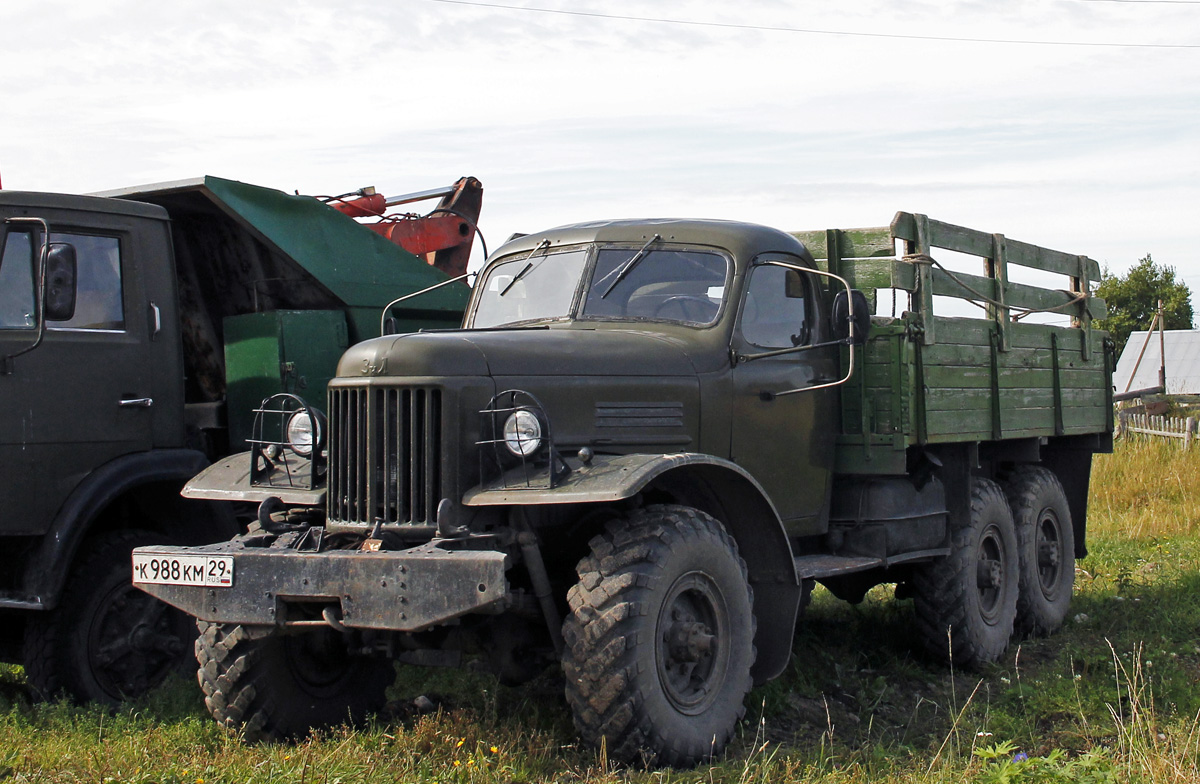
[2,0,1198,282]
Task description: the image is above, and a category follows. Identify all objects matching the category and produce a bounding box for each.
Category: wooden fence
[1117,411,1199,447]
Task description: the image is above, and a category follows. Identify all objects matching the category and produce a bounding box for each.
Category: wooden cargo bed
[792,212,1114,475]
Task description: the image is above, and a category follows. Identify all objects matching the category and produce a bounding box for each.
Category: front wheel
[912,479,1018,668]
[195,622,393,741]
[562,505,756,767]
[24,529,195,703]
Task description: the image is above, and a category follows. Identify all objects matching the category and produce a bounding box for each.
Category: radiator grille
[328,387,442,525]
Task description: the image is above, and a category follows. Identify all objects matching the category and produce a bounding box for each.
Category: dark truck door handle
[118,397,154,408]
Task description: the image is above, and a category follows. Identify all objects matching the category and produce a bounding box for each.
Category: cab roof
[493,218,816,267]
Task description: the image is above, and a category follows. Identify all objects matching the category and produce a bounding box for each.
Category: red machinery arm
[327,176,483,279]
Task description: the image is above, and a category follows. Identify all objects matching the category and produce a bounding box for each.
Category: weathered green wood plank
[923,344,1050,369]
[790,227,894,261]
[1062,410,1107,430]
[925,316,1110,355]
[925,409,992,439]
[930,268,1107,320]
[1000,408,1056,428]
[919,343,1103,373]
[838,259,918,292]
[1004,237,1101,282]
[922,385,1105,413]
[891,212,1101,281]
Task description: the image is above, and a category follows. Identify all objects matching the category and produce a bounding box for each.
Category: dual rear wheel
[913,469,1074,667]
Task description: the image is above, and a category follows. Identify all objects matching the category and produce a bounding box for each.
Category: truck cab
[0,177,476,705]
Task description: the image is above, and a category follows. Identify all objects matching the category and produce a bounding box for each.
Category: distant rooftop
[1114,329,1200,396]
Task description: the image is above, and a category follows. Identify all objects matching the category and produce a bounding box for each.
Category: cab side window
[52,233,124,331]
[740,264,810,349]
[0,232,36,329]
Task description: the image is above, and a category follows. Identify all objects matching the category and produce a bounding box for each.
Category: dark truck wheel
[562,505,755,767]
[913,479,1018,668]
[24,529,194,703]
[196,622,393,741]
[1004,466,1074,637]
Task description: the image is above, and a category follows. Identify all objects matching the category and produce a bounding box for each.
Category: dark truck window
[740,264,810,348]
[0,231,36,329]
[50,233,124,331]
[582,247,728,326]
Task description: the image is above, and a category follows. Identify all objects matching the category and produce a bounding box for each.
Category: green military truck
[134,212,1112,766]
[0,176,476,705]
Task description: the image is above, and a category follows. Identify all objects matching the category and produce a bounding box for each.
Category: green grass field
[4,438,1200,783]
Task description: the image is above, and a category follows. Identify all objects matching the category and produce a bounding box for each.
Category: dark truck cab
[137,215,1112,766]
[0,177,475,705]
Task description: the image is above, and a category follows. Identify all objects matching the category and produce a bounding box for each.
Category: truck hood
[338,327,700,380]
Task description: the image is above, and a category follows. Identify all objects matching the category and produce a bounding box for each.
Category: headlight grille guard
[248,392,327,491]
[477,389,570,490]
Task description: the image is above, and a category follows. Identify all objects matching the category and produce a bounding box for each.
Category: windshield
[472,248,589,328]
[470,244,729,328]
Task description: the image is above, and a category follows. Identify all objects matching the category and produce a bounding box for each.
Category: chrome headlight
[503,410,543,457]
[286,409,322,457]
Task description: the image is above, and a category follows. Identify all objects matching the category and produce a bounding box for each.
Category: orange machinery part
[328,177,482,278]
[368,215,472,259]
[330,193,387,218]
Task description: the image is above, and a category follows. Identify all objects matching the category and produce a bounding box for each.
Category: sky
[3,0,1199,300]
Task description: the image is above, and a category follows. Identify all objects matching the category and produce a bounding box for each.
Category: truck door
[729,260,839,535]
[0,223,161,535]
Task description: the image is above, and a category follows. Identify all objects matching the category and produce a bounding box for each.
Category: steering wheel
[654,295,718,323]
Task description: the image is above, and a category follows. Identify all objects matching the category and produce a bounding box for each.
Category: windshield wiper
[600,234,661,299]
[500,238,551,296]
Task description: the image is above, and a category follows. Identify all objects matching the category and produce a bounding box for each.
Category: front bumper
[133,538,509,632]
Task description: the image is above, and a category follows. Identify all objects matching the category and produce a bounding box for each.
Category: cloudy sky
[3,0,1198,296]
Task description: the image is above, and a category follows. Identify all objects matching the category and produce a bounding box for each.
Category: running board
[794,548,950,580]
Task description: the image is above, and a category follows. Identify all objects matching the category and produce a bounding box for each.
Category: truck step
[793,554,884,580]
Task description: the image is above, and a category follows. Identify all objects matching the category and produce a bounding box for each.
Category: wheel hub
[89,584,186,699]
[666,620,715,663]
[1035,511,1064,595]
[976,558,1002,590]
[974,524,1008,623]
[1038,540,1060,569]
[655,571,728,715]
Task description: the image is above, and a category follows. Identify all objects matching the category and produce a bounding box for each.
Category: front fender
[182,451,325,507]
[464,452,805,684]
[461,452,761,507]
[24,449,236,609]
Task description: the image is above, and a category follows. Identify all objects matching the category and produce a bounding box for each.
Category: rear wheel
[24,529,194,703]
[562,505,755,767]
[1004,466,1074,637]
[195,622,393,741]
[913,479,1018,668]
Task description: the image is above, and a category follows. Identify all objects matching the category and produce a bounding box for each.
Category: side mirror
[43,242,77,322]
[832,289,870,346]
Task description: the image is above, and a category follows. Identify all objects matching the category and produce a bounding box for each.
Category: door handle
[118,397,154,408]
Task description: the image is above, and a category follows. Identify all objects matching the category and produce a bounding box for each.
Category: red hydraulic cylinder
[329,193,387,218]
[368,214,472,258]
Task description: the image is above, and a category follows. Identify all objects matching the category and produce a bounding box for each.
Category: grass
[4,437,1200,782]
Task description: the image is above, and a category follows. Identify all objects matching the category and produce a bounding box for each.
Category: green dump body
[105,176,470,451]
[793,212,1114,476]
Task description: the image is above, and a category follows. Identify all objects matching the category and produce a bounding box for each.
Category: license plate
[132,553,234,587]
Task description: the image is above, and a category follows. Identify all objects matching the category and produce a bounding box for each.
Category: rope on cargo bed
[903,253,1090,321]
